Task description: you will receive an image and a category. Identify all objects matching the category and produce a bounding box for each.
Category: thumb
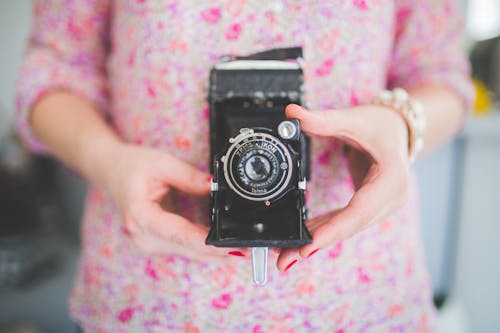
[285,103,348,137]
[285,103,308,116]
[285,104,308,121]
[161,156,211,195]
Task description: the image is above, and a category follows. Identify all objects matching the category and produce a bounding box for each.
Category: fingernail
[285,259,298,271]
[208,175,214,182]
[228,251,245,257]
[307,249,319,258]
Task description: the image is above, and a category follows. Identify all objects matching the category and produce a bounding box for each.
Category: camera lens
[223,130,293,201]
[237,148,279,190]
[245,156,271,181]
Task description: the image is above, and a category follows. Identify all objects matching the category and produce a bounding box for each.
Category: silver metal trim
[251,247,268,285]
[210,180,218,192]
[214,60,300,70]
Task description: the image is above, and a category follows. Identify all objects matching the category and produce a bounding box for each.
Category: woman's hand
[30,92,248,263]
[275,104,411,271]
[101,144,249,262]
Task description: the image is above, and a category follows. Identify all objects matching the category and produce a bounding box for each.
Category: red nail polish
[307,249,319,258]
[285,259,298,271]
[208,175,214,182]
[228,251,245,257]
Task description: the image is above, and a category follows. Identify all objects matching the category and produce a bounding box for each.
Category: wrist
[78,130,124,191]
[374,88,426,163]
[371,104,409,157]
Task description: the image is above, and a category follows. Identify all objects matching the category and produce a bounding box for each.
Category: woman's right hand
[100,143,249,262]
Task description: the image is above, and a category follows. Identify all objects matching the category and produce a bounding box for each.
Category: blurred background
[0,1,499,333]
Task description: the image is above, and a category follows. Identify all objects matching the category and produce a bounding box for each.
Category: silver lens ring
[222,131,293,202]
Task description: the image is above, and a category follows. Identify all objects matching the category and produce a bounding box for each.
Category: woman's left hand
[276,103,412,271]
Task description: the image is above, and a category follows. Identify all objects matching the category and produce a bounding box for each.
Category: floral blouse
[16,0,472,332]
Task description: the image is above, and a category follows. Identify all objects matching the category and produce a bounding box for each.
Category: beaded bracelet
[374,88,426,164]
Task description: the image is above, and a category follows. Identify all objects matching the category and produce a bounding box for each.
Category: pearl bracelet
[374,88,426,164]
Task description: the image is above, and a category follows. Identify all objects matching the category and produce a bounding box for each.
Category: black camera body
[206,49,312,249]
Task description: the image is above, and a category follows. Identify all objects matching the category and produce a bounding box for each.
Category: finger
[274,212,339,270]
[145,205,249,258]
[193,223,251,258]
[271,247,282,255]
[133,232,225,262]
[285,104,381,160]
[159,156,211,195]
[305,210,341,232]
[137,224,250,261]
[274,212,336,268]
[276,248,301,272]
[298,164,408,258]
[285,104,347,137]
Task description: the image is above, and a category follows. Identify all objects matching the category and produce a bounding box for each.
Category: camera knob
[277,120,298,140]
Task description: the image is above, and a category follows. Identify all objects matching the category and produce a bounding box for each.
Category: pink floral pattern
[16,0,473,332]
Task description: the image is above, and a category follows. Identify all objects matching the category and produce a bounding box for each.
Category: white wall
[415,143,458,298]
[0,1,31,139]
[453,117,500,333]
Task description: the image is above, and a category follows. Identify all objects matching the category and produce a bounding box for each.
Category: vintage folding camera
[205,48,312,284]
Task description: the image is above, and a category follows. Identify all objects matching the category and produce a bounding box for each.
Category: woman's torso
[72,1,435,332]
